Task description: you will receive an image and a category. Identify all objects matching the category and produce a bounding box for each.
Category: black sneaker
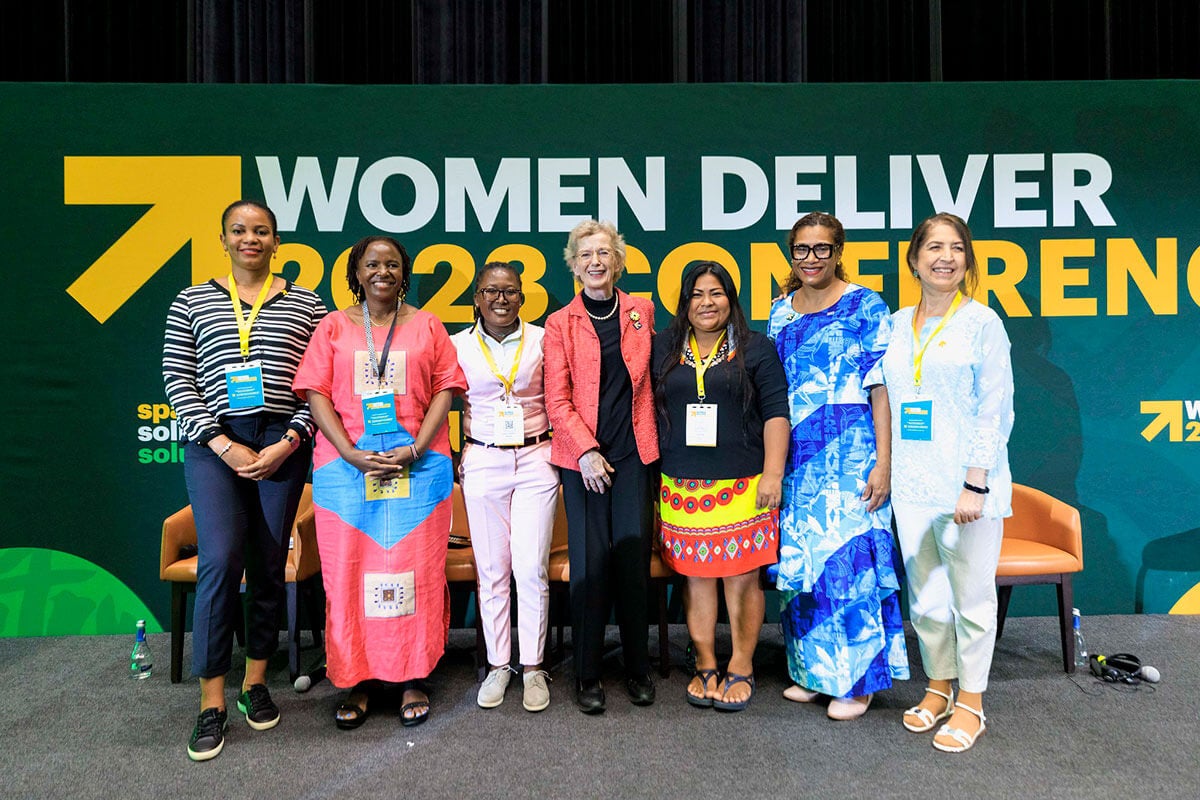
[236,684,280,731]
[187,707,228,762]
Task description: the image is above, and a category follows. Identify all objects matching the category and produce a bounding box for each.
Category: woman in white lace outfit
[881,213,1014,754]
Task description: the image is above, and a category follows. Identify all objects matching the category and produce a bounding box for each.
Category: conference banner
[1,81,1197,636]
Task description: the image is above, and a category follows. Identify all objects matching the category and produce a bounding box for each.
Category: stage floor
[2,614,1197,799]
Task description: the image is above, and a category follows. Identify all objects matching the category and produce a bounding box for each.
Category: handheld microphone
[294,664,327,692]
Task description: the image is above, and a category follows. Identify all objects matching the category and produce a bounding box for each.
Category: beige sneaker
[477,666,514,708]
[522,670,551,712]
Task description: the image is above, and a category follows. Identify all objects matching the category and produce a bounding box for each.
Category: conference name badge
[900,398,933,441]
[686,403,718,447]
[361,391,399,434]
[493,404,525,446]
[365,467,409,501]
[224,361,265,409]
[363,572,416,618]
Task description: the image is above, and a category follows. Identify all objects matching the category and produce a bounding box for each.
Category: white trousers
[459,440,559,667]
[893,504,1004,693]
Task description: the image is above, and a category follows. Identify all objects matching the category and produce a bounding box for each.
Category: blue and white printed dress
[767,284,909,698]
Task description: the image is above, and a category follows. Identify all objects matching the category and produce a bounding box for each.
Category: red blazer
[543,290,659,471]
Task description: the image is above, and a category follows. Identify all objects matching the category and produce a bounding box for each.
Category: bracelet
[216,441,233,459]
[281,432,299,450]
[409,444,420,462]
[963,481,990,495]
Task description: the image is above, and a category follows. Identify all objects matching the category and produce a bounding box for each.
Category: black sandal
[335,700,369,729]
[400,680,430,727]
[686,668,721,709]
[335,684,371,730]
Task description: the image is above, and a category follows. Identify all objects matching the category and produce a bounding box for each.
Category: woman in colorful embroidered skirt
[293,235,466,729]
[767,211,909,721]
[652,261,789,711]
[882,213,1013,754]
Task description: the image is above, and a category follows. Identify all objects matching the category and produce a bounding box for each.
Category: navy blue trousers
[184,414,310,679]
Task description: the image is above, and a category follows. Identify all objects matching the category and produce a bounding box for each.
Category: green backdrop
[1,81,1197,635]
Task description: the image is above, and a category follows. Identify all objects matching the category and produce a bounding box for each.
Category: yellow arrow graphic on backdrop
[1139,400,1182,442]
[65,156,241,322]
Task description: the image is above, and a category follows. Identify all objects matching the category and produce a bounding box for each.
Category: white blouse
[881,299,1015,518]
[451,322,550,444]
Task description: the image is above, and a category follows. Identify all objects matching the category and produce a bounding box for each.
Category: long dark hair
[654,261,756,428]
[345,235,412,303]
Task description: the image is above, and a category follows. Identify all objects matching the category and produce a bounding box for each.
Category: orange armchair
[996,483,1084,673]
[445,483,487,676]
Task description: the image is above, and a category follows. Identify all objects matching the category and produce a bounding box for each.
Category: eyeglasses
[477,287,522,301]
[790,243,835,260]
[575,249,612,261]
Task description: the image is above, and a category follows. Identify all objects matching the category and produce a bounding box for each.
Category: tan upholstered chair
[445,482,487,675]
[158,483,322,683]
[996,483,1085,673]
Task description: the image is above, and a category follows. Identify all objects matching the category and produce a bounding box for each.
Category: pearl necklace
[584,294,620,321]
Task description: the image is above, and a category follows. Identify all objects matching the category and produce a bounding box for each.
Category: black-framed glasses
[477,287,522,301]
[790,243,835,260]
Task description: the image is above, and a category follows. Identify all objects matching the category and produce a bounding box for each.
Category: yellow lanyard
[911,291,963,387]
[476,321,525,400]
[227,273,274,360]
[689,329,727,402]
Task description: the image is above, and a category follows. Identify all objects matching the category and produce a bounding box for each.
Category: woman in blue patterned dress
[767,211,909,720]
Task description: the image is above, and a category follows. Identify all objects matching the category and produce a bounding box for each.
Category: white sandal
[902,687,954,733]
[932,701,987,753]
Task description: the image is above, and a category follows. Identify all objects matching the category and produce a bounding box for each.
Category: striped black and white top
[163,279,328,445]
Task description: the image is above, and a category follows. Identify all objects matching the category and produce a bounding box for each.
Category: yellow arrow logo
[65,156,241,322]
[1140,400,1182,442]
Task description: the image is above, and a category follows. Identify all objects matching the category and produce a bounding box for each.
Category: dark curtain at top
[4,0,1200,83]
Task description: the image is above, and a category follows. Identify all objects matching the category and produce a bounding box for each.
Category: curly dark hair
[783,211,846,294]
[345,235,412,303]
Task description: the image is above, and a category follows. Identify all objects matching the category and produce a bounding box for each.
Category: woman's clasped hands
[344,445,417,479]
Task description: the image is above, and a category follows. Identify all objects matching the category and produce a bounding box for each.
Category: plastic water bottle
[130,619,153,679]
[1072,607,1088,669]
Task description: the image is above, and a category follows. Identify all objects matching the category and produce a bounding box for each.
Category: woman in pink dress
[294,235,466,729]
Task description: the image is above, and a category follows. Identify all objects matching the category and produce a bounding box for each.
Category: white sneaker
[522,670,552,712]
[477,667,514,708]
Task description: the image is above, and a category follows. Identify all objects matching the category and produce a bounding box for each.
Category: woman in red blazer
[544,219,659,715]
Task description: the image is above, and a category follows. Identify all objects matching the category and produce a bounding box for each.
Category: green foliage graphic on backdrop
[0,549,161,637]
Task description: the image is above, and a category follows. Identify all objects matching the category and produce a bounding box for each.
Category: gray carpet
[2,614,1197,799]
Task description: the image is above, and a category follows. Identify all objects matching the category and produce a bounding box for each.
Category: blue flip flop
[686,668,721,708]
[713,672,755,712]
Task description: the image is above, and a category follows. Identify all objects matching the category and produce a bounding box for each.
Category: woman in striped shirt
[162,200,326,762]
